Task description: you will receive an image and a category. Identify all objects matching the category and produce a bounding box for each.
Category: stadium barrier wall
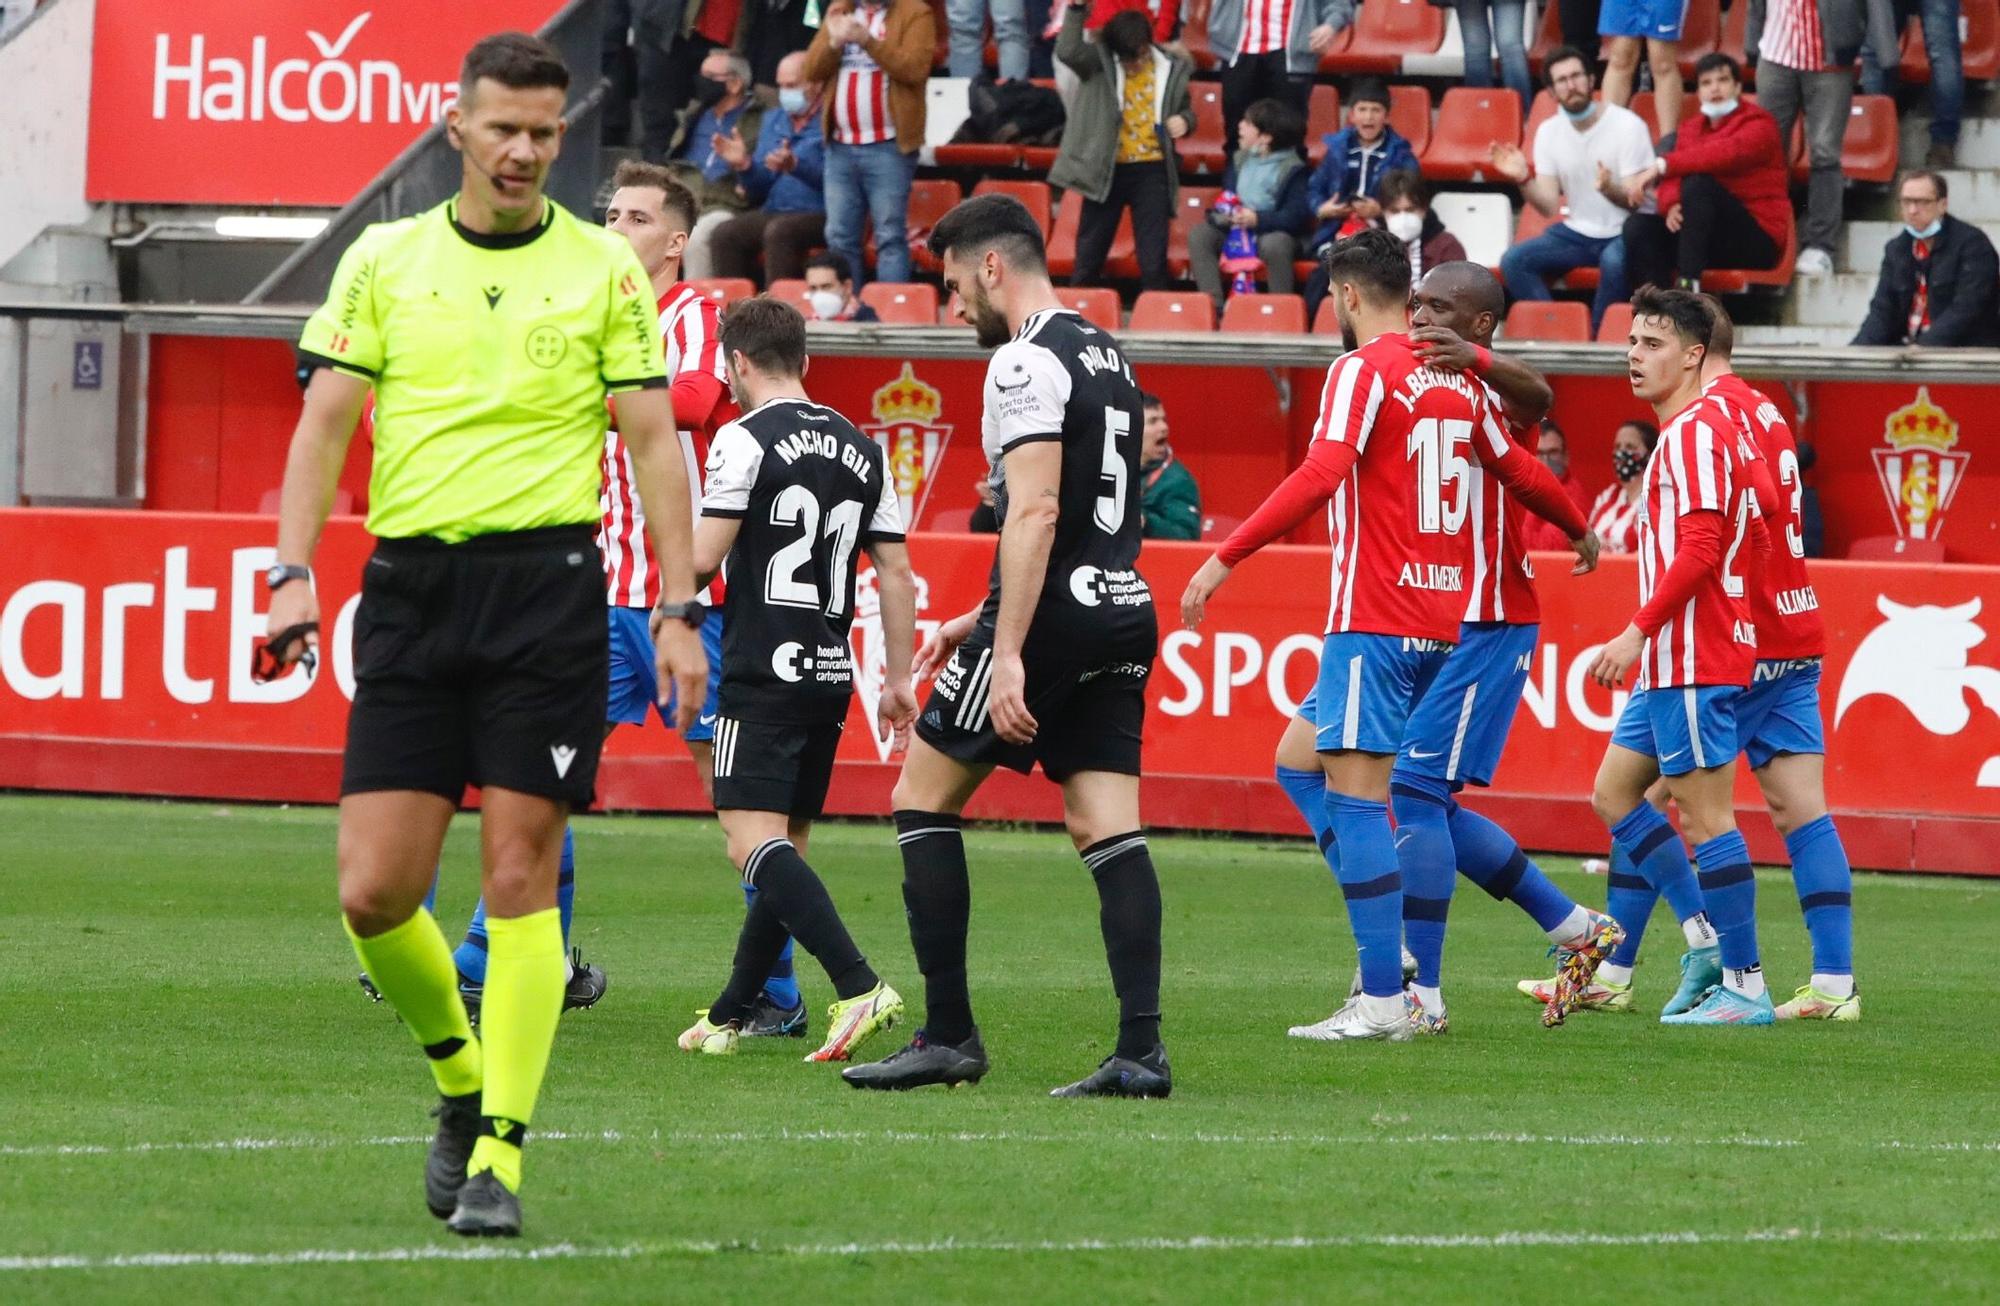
[1,510,1995,875]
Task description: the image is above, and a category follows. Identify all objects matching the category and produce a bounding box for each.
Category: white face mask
[806,289,844,320]
[1385,211,1423,243]
[1700,97,1740,121]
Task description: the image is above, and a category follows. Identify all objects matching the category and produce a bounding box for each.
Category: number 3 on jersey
[766,485,864,616]
[1094,406,1130,534]
[1406,417,1472,535]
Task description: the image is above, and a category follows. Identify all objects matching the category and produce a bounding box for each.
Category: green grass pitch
[3,794,1998,1303]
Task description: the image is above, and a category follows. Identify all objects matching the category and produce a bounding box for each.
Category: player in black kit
[672,297,918,1066]
[842,194,1169,1098]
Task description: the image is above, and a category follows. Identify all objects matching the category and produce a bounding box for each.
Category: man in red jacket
[1615,54,1790,294]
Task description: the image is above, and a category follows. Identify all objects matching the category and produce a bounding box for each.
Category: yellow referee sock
[345,909,482,1098]
[467,907,564,1193]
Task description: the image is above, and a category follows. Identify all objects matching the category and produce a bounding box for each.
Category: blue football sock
[1390,771,1455,988]
[745,884,801,1009]
[1785,814,1853,976]
[1693,830,1759,972]
[1609,803,1705,926]
[422,867,439,916]
[557,825,576,947]
[1275,765,1336,863]
[1448,798,1577,934]
[454,895,489,985]
[1325,791,1403,998]
[1604,842,1660,968]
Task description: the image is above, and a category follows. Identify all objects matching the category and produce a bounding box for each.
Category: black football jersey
[980,308,1155,645]
[701,397,904,722]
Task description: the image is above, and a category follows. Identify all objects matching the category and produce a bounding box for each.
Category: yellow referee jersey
[299,199,667,543]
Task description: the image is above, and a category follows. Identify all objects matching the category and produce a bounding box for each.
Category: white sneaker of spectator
[1794,247,1833,280]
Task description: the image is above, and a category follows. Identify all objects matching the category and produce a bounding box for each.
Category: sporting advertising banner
[86,0,561,205]
[2,510,1996,872]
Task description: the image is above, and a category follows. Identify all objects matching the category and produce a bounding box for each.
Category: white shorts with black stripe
[708,716,845,817]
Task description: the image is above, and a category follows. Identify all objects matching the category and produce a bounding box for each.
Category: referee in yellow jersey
[264,32,706,1237]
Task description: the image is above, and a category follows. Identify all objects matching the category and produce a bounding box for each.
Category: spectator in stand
[1051,5,1193,291]
[1617,54,1788,294]
[1377,171,1466,288]
[1853,171,2000,347]
[665,50,765,278]
[1457,0,1533,100]
[802,251,883,322]
[660,0,749,149]
[1599,0,1689,139]
[602,0,682,155]
[1307,79,1418,251]
[1049,0,1177,109]
[1557,0,1605,65]
[1206,0,1354,148]
[805,0,935,288]
[1493,46,1652,331]
[1520,417,1596,550]
[1138,393,1203,540]
[1585,418,1658,552]
[1189,98,1313,306]
[948,0,1032,83]
[742,0,817,86]
[1751,0,1896,281]
[708,52,828,285]
[1863,0,1961,167]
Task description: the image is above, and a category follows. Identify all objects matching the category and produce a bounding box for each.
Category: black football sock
[711,888,793,1024]
[743,839,879,1000]
[894,810,974,1045]
[1082,832,1162,1059]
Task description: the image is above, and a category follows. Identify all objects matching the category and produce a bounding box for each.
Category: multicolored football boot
[1544,910,1627,1027]
[1774,984,1861,1021]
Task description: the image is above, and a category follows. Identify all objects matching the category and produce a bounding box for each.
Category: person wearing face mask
[1519,417,1596,551]
[1614,54,1788,297]
[663,50,765,278]
[708,53,829,285]
[1302,169,1463,323]
[1050,4,1194,291]
[1853,170,2000,347]
[1585,418,1659,553]
[801,251,882,322]
[1188,98,1312,307]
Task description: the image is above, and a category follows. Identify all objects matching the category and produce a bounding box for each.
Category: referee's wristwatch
[655,600,706,629]
[265,563,312,592]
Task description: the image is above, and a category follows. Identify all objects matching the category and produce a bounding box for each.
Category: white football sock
[1812,972,1854,998]
[1411,984,1443,1015]
[1682,913,1719,949]
[1359,992,1404,1024]
[1722,964,1766,1000]
[1596,962,1634,986]
[1547,904,1591,946]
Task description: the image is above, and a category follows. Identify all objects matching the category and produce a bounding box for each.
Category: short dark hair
[1621,418,1662,452]
[609,160,697,232]
[1538,417,1567,446]
[1102,9,1155,60]
[1698,292,1735,360]
[460,33,570,98]
[1425,259,1505,322]
[927,193,1047,274]
[1631,286,1711,351]
[1693,51,1742,84]
[1899,169,1948,199]
[805,250,855,283]
[1141,391,1164,410]
[1543,45,1590,85]
[1322,226,1411,307]
[1377,168,1430,211]
[1349,77,1391,110]
[721,297,807,377]
[1244,98,1306,154]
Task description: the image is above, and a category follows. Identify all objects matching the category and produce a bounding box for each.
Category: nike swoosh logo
[1406,747,1442,759]
[1661,749,1687,762]
[698,714,718,726]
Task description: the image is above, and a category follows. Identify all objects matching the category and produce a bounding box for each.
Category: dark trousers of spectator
[607,1,684,157]
[1557,0,1602,72]
[1073,162,1172,290]
[651,33,723,161]
[1621,174,1780,291]
[1758,62,1852,256]
[742,0,814,86]
[1220,52,1312,163]
[710,209,828,284]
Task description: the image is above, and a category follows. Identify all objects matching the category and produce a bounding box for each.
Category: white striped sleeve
[1313,354,1384,452]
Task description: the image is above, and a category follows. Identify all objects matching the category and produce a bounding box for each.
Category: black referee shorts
[341,524,608,808]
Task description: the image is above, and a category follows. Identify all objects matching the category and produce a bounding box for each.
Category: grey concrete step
[1738,323,1857,348]
[1899,116,2000,170]
[1839,220,1903,273]
[1783,270,1879,327]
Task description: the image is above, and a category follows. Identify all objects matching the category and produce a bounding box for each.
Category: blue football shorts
[1736,657,1825,769]
[1609,682,1741,777]
[606,604,724,742]
[1396,621,1539,789]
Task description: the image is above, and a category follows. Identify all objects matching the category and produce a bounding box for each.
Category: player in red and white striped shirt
[1182,233,1589,1041]
[1589,286,1774,1027]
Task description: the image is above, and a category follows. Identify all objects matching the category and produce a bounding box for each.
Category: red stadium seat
[934,142,1022,168]
[1790,94,1898,184]
[1182,20,1219,70]
[1847,534,1947,562]
[1056,286,1123,331]
[766,279,812,313]
[1527,0,1565,80]
[1021,145,1060,171]
[1421,88,1522,182]
[1180,83,1228,174]
[972,179,1053,237]
[1504,301,1591,341]
[690,277,755,306]
[1128,291,1217,332]
[903,179,963,272]
[1046,191,1133,279]
[1389,84,1433,158]
[1201,512,1245,540]
[1312,295,1343,335]
[1596,301,1635,344]
[1673,0,1723,78]
[1325,0,1444,73]
[1631,90,1700,144]
[1221,293,1308,333]
[860,282,940,325]
[1306,84,1344,163]
[1170,186,1220,279]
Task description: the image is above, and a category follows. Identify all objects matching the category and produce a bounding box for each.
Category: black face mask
[1614,448,1645,481]
[694,77,729,108]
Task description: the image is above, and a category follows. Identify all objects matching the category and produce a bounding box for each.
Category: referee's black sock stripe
[750,842,878,1000]
[423,1036,469,1062]
[1080,832,1162,1059]
[895,809,975,1045]
[479,1116,528,1146]
[741,837,792,888]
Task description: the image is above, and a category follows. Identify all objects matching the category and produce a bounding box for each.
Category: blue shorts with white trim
[1736,657,1826,769]
[1396,621,1539,789]
[1598,0,1689,39]
[606,605,724,742]
[1610,683,1741,777]
[1300,631,1454,756]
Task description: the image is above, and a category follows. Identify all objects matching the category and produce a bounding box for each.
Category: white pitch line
[7,1226,2000,1273]
[8,1126,2000,1159]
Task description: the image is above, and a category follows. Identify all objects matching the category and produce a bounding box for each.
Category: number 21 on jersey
[766,485,864,617]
